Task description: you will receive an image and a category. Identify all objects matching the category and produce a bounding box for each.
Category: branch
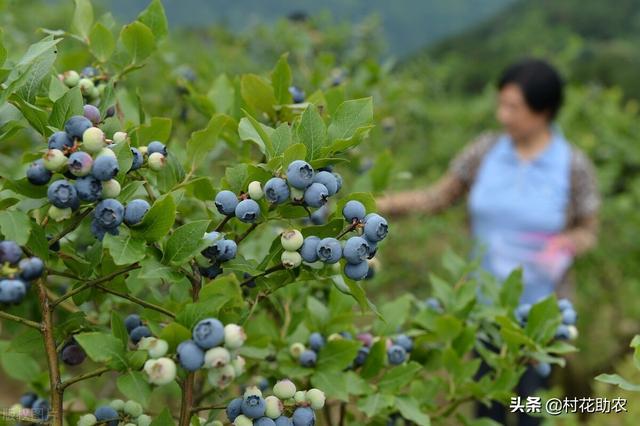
[190,405,226,413]
[59,367,110,391]
[0,310,41,330]
[178,373,195,426]
[240,263,286,287]
[235,222,260,244]
[336,219,360,240]
[94,284,175,318]
[47,268,81,280]
[214,215,233,232]
[48,208,93,248]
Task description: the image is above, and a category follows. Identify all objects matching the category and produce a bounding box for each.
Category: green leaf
[0,28,6,67]
[316,339,361,372]
[75,332,127,369]
[0,348,40,382]
[163,220,210,265]
[111,312,129,348]
[72,0,94,40]
[176,296,231,330]
[136,117,172,144]
[360,339,386,380]
[159,322,192,353]
[271,53,292,105]
[132,193,176,242]
[283,143,307,169]
[378,362,423,393]
[240,74,277,119]
[327,97,374,142]
[595,373,640,392]
[396,396,431,426]
[120,21,155,63]
[103,228,147,265]
[224,163,248,194]
[49,86,83,129]
[525,295,560,343]
[27,221,49,260]
[306,296,329,329]
[10,95,50,135]
[137,0,169,40]
[0,210,31,245]
[186,114,235,169]
[358,393,395,418]
[140,257,184,282]
[296,104,327,160]
[117,371,152,405]
[150,408,175,426]
[272,122,293,156]
[310,370,349,402]
[89,22,115,62]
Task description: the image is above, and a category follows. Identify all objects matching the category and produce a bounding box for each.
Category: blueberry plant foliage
[0,1,579,426]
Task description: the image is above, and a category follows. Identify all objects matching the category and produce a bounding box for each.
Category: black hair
[497,59,564,120]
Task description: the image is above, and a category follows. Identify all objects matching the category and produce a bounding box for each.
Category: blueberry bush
[0,1,588,425]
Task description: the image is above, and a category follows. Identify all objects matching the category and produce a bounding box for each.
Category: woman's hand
[534,234,576,281]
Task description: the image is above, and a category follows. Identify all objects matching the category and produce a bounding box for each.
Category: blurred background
[3,0,640,424]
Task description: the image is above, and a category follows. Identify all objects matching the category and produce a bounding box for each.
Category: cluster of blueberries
[290,331,413,369]
[297,200,388,281]
[124,314,175,386]
[8,392,50,422]
[77,400,152,426]
[226,379,325,426]
[59,66,111,104]
[197,232,238,279]
[515,298,578,377]
[0,240,44,304]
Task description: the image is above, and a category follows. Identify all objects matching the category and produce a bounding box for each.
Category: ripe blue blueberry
[177,340,205,371]
[275,417,294,426]
[226,397,243,422]
[562,309,577,325]
[48,131,74,150]
[0,279,27,304]
[344,261,369,281]
[354,346,370,367]
[147,141,168,156]
[64,115,92,140]
[75,176,102,202]
[292,407,315,426]
[94,199,124,229]
[60,341,86,366]
[90,219,119,241]
[303,183,329,208]
[193,318,225,349]
[534,362,551,377]
[312,171,338,195]
[342,200,366,222]
[19,392,38,408]
[333,172,343,193]
[18,257,44,281]
[287,160,314,189]
[94,405,119,426]
[47,180,79,208]
[299,236,321,262]
[68,151,93,177]
[198,262,223,278]
[32,398,50,420]
[363,213,388,242]
[394,334,413,352]
[81,66,99,78]
[515,304,531,324]
[425,297,443,312]
[207,239,237,262]
[92,155,119,181]
[364,238,378,259]
[309,332,325,352]
[299,349,317,367]
[558,298,573,312]
[288,86,305,104]
[343,236,370,264]
[555,324,571,340]
[235,199,261,223]
[130,326,152,344]
[27,159,52,185]
[83,104,101,125]
[316,238,342,264]
[264,177,290,204]
[339,331,353,340]
[130,147,143,171]
[255,418,276,426]
[241,395,266,419]
[125,314,142,333]
[387,344,407,365]
[0,240,23,265]
[309,204,328,225]
[124,199,150,226]
[214,190,239,215]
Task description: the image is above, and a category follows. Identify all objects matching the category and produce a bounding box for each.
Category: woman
[376,59,600,424]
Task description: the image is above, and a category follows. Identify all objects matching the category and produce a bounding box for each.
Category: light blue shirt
[469,127,572,304]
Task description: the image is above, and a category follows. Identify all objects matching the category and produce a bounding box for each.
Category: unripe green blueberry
[306,388,326,410]
[207,365,236,389]
[273,379,297,400]
[224,323,246,349]
[243,385,262,398]
[49,205,72,222]
[207,422,223,426]
[233,415,252,426]
[248,181,264,200]
[147,152,166,171]
[123,400,143,418]
[43,149,68,171]
[281,229,304,251]
[281,251,302,269]
[88,86,99,100]
[293,391,307,405]
[327,333,343,342]
[290,186,304,203]
[124,423,136,426]
[63,70,80,87]
[82,127,105,153]
[102,179,121,198]
[264,395,283,419]
[136,414,152,426]
[139,337,169,359]
[204,347,231,368]
[143,357,176,385]
[232,355,246,376]
[138,145,148,156]
[96,147,117,159]
[567,325,579,340]
[78,78,95,95]
[113,132,128,144]
[289,342,305,359]
[77,413,97,426]
[109,399,125,411]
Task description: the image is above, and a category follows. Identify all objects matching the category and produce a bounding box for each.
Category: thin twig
[235,223,259,243]
[94,284,175,318]
[189,405,226,413]
[0,310,41,330]
[214,215,233,232]
[48,208,93,248]
[336,220,359,240]
[240,263,286,287]
[59,367,110,391]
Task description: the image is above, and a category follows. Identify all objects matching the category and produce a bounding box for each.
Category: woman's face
[496,83,550,141]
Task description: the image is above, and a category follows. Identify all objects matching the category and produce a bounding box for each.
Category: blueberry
[94,405,119,426]
[90,219,117,241]
[425,297,442,312]
[0,240,23,265]
[387,344,406,365]
[27,159,53,185]
[43,149,67,171]
[241,395,266,419]
[177,340,205,371]
[60,341,86,366]
[130,147,143,171]
[68,151,93,177]
[515,304,531,324]
[394,334,413,352]
[148,152,166,171]
[309,332,325,352]
[32,398,50,420]
[342,200,366,222]
[309,204,328,225]
[214,190,239,215]
[354,346,369,367]
[312,171,338,196]
[333,172,343,193]
[94,199,124,229]
[292,407,315,426]
[83,104,101,125]
[19,392,38,408]
[235,199,261,223]
[48,131,74,150]
[92,155,119,181]
[562,309,577,325]
[288,86,305,104]
[264,177,290,204]
[287,160,314,189]
[299,349,317,367]
[316,238,342,264]
[255,418,277,426]
[206,239,237,262]
[147,141,167,156]
[555,324,571,340]
[303,183,329,208]
[125,314,142,333]
[339,331,353,340]
[344,261,369,281]
[64,115,92,140]
[318,165,333,173]
[558,298,573,312]
[130,326,152,344]
[47,180,78,208]
[0,279,26,304]
[534,362,551,377]
[18,257,44,281]
[299,236,321,262]
[193,318,225,349]
[364,238,378,259]
[363,213,388,242]
[62,70,80,87]
[124,199,150,226]
[81,66,99,78]
[343,236,370,264]
[226,397,243,422]
[75,176,102,202]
